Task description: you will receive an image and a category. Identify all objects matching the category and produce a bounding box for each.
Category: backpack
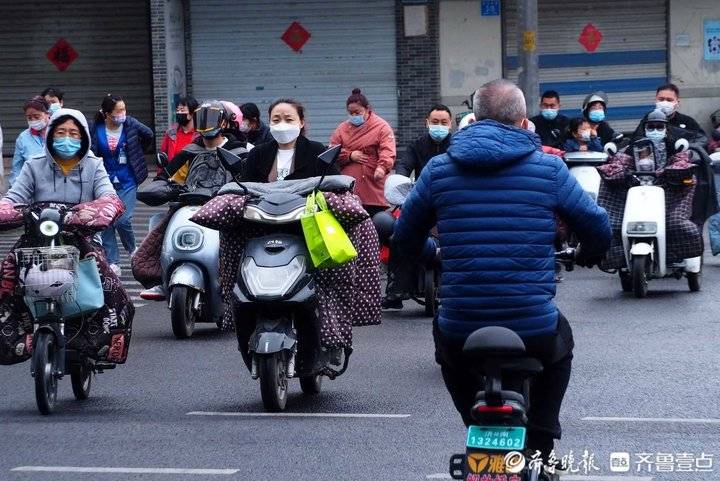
[184,143,247,196]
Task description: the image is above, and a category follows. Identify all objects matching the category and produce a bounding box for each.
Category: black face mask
[176,113,191,127]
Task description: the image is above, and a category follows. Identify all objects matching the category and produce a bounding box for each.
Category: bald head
[473,79,527,126]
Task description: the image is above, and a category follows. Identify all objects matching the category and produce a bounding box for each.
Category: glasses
[646,124,666,131]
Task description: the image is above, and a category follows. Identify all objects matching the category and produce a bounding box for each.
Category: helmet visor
[195,107,225,134]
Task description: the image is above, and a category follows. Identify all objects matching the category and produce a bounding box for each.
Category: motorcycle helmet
[384,174,413,207]
[581,91,608,116]
[195,100,228,139]
[22,265,75,300]
[220,100,243,132]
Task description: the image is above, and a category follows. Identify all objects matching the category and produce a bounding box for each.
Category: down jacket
[393,120,611,341]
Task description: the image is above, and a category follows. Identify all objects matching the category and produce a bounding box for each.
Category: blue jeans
[102,185,137,265]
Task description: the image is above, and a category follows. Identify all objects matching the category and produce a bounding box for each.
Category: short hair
[41,87,64,101]
[568,117,589,134]
[540,90,560,102]
[656,83,680,97]
[178,95,199,113]
[473,79,526,125]
[427,104,452,118]
[240,102,261,121]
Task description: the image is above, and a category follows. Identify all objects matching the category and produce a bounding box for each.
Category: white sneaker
[110,264,122,277]
[140,285,166,301]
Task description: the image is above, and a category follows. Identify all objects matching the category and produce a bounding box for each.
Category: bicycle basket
[16,246,80,303]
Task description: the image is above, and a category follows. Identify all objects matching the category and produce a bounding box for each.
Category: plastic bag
[301,191,357,268]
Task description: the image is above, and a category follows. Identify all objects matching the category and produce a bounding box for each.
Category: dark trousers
[434,313,574,460]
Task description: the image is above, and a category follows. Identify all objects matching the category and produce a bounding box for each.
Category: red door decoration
[46,38,79,71]
[578,23,603,53]
[281,21,311,52]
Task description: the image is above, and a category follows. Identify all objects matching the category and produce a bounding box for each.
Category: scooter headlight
[241,255,306,298]
[627,221,657,235]
[39,220,59,237]
[173,226,204,251]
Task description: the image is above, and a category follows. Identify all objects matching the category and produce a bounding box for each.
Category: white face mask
[656,100,676,116]
[239,120,251,133]
[270,122,301,144]
[580,130,592,142]
[28,118,48,131]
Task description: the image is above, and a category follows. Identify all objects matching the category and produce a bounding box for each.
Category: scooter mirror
[674,138,690,153]
[156,152,169,168]
[318,145,341,165]
[604,142,618,156]
[217,146,245,178]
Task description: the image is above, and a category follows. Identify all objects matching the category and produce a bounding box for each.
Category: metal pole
[517,0,539,117]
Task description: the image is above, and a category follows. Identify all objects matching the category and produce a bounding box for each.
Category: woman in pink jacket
[329,88,397,216]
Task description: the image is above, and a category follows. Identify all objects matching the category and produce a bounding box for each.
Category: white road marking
[583,416,720,424]
[11,466,238,475]
[187,411,411,419]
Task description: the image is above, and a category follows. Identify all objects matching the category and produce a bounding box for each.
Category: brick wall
[394,0,441,149]
[150,0,167,150]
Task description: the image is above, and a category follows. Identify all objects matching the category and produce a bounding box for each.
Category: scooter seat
[463,326,526,360]
[475,390,525,405]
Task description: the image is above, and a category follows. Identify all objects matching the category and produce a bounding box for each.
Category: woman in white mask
[10,96,51,186]
[243,98,339,182]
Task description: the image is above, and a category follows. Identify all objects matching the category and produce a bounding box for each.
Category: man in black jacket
[394,104,452,178]
[631,83,708,147]
[530,90,570,149]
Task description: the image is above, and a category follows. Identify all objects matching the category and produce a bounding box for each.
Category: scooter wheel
[70,361,92,400]
[170,286,196,339]
[632,256,649,298]
[258,353,288,412]
[687,272,701,292]
[32,332,58,415]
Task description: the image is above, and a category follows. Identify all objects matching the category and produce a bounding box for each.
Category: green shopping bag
[301,191,358,268]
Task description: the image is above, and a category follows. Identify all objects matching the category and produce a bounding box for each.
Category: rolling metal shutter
[189,0,398,144]
[503,0,668,132]
[0,0,153,159]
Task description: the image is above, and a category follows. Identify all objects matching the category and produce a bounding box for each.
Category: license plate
[466,425,526,451]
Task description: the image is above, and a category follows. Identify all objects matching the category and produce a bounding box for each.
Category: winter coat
[529,113,570,149]
[160,124,198,173]
[246,121,273,146]
[563,137,603,153]
[632,111,708,147]
[10,128,46,186]
[5,108,116,205]
[393,120,611,341]
[243,136,339,182]
[395,132,450,178]
[329,111,396,207]
[91,115,154,186]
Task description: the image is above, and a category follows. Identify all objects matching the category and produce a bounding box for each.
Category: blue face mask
[645,128,666,142]
[541,109,558,121]
[349,115,365,127]
[48,103,61,115]
[53,136,82,160]
[588,110,605,123]
[428,125,450,142]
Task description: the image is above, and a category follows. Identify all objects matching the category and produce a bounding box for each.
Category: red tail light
[474,404,514,414]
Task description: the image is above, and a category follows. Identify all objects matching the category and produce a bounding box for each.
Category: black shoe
[382,298,404,309]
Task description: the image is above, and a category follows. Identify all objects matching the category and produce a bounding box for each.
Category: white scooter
[618,139,701,297]
[564,151,607,201]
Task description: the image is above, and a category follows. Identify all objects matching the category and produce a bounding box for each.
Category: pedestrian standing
[91,94,154,276]
[159,96,199,175]
[239,102,273,146]
[329,88,396,216]
[41,87,65,116]
[10,96,51,186]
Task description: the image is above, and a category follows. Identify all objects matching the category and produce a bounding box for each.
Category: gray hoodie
[4,108,115,205]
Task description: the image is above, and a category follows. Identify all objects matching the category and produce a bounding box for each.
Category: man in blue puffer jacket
[394,80,611,459]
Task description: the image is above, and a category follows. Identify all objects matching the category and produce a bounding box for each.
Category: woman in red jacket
[329,88,396,216]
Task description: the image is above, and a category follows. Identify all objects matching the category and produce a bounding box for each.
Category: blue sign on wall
[481,0,500,16]
[704,20,720,61]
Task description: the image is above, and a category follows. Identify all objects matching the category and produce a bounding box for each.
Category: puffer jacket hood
[448,119,541,170]
[44,108,92,162]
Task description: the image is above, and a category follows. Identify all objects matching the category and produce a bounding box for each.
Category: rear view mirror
[318,145,341,165]
[604,142,618,156]
[674,138,689,153]
[156,152,169,168]
[217,147,246,178]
